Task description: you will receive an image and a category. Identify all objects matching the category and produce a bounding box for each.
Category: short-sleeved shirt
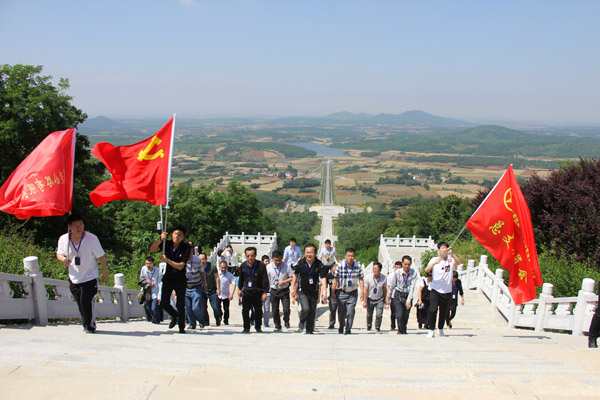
[428,256,456,294]
[364,273,387,301]
[283,245,302,266]
[159,240,191,283]
[388,268,419,303]
[186,255,203,287]
[334,260,364,293]
[140,266,162,299]
[294,258,327,295]
[57,231,105,284]
[267,261,292,290]
[218,271,236,299]
[318,246,338,266]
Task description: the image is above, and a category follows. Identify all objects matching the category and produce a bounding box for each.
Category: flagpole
[66,129,77,265]
[449,224,467,248]
[162,114,176,256]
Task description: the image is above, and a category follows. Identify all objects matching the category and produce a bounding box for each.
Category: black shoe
[345,330,351,335]
[242,329,250,333]
[328,324,335,329]
[216,319,221,327]
[256,327,263,333]
[367,326,372,331]
[418,323,422,329]
[169,318,178,329]
[397,331,402,335]
[305,331,314,334]
[179,329,186,334]
[285,322,290,329]
[376,328,380,332]
[224,321,229,325]
[338,327,344,334]
[589,337,598,348]
[448,322,452,329]
[275,327,282,332]
[85,328,96,334]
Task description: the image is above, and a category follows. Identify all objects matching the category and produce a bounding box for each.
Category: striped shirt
[334,260,364,293]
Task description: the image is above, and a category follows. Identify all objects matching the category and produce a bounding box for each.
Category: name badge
[452,294,456,299]
[373,288,377,294]
[347,280,353,286]
[309,278,314,285]
[248,281,253,288]
[274,280,278,286]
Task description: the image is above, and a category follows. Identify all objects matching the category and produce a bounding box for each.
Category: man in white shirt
[386,261,402,330]
[267,250,294,331]
[282,238,302,268]
[318,239,339,329]
[331,248,364,335]
[56,214,108,334]
[217,260,236,325]
[424,241,461,338]
[139,256,162,324]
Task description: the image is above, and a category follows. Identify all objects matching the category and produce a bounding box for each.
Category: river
[286,142,350,158]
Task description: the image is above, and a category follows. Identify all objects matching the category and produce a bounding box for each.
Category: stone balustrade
[0,256,145,326]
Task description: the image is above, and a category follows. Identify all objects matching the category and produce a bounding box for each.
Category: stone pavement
[1,288,599,400]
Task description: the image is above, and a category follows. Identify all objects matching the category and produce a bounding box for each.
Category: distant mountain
[79,116,123,133]
[450,125,529,142]
[325,110,476,128]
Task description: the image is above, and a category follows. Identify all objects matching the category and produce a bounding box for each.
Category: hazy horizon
[2,1,599,125]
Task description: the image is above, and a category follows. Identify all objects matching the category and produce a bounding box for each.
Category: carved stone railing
[0,256,145,326]
[456,255,598,336]
[208,232,278,266]
[381,235,436,249]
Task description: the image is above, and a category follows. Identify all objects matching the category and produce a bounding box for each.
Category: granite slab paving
[1,289,598,400]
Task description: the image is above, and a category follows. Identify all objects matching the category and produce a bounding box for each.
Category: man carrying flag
[465,165,543,305]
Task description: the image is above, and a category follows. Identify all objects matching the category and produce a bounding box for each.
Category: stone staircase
[1,287,599,400]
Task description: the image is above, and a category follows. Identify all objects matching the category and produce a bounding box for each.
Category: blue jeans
[185,285,205,328]
[204,288,222,325]
[144,298,160,323]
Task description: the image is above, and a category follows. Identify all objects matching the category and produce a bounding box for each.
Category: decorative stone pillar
[572,278,596,336]
[23,256,48,326]
[535,282,553,331]
[114,273,128,322]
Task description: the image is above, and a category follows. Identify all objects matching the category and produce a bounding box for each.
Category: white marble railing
[457,255,598,336]
[208,232,278,265]
[0,256,145,326]
[381,235,436,249]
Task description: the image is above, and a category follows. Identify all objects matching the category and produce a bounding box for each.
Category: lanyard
[170,245,181,261]
[403,271,409,287]
[70,232,85,254]
[344,261,354,281]
[248,261,257,279]
[274,264,284,280]
[373,275,380,287]
[305,260,315,276]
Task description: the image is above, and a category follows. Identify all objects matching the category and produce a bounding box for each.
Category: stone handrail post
[114,273,128,322]
[490,268,504,309]
[535,283,554,331]
[572,278,596,336]
[23,256,48,326]
[477,255,487,293]
[466,259,475,289]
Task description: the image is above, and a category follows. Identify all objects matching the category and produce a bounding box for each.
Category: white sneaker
[438,329,446,337]
[427,330,435,338]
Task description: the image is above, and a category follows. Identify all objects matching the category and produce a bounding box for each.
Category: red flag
[0,129,75,219]
[466,165,543,305]
[90,117,174,207]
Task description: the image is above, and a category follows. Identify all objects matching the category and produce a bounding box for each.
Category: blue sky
[1,0,599,124]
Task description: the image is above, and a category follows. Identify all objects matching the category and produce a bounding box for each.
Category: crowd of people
[57,214,472,337]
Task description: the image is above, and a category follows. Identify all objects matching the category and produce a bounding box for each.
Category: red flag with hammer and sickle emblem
[90,117,174,207]
[466,165,543,305]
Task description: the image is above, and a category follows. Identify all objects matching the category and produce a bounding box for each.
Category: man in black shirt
[150,226,191,334]
[237,246,269,333]
[291,244,327,334]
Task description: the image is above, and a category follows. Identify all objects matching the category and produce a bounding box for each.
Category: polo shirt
[318,246,338,266]
[267,261,292,290]
[159,240,191,283]
[218,271,236,299]
[57,231,105,284]
[294,258,327,295]
[364,273,387,301]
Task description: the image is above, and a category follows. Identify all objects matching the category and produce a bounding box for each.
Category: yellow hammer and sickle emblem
[137,135,164,161]
[504,188,513,212]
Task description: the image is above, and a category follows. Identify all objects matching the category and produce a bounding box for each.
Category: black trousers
[242,291,264,330]
[589,294,600,339]
[160,279,186,331]
[390,297,397,329]
[69,278,98,331]
[447,299,458,325]
[393,292,411,333]
[219,298,230,323]
[428,290,451,330]
[270,288,290,329]
[298,291,318,333]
